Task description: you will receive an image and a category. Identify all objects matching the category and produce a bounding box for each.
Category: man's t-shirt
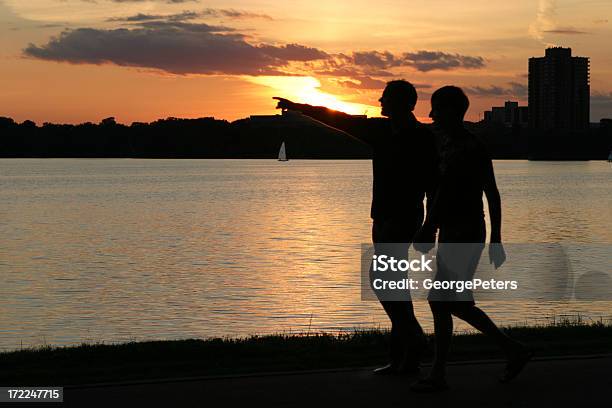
[367,118,437,221]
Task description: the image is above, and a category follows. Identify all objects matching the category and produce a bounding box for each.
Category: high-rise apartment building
[528,47,590,130]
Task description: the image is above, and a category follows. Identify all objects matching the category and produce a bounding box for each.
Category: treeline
[0,115,610,159]
[0,114,372,159]
[0,116,230,158]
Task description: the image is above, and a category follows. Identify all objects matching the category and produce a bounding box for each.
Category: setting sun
[247,76,380,116]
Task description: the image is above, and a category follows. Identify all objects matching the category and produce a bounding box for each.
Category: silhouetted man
[412,86,531,392]
[274,80,437,375]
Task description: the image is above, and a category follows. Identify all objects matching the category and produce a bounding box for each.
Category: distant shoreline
[2,116,610,161]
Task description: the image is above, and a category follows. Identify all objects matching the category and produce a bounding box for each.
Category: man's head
[429,86,469,127]
[379,80,417,118]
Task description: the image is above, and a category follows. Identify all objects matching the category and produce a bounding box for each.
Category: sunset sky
[1,0,611,124]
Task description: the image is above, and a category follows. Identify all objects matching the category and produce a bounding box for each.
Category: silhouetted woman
[412,86,532,392]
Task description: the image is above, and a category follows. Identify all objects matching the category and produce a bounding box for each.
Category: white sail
[278,141,288,161]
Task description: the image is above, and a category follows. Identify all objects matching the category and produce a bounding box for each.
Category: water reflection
[0,159,610,350]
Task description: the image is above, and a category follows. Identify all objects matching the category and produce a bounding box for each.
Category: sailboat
[278,141,288,161]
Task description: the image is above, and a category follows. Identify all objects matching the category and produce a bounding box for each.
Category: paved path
[60,355,611,407]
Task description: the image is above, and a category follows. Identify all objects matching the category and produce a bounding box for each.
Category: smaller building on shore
[483,101,528,127]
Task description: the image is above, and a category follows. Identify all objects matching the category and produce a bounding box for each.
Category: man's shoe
[373,363,396,375]
[373,364,419,376]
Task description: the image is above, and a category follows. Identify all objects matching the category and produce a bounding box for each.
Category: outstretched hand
[489,242,506,269]
[273,97,295,110]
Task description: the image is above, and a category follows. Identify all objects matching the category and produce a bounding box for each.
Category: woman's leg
[450,303,523,355]
[450,302,531,382]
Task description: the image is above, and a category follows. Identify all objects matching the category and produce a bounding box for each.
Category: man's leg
[371,219,424,374]
[380,300,425,371]
[410,301,452,392]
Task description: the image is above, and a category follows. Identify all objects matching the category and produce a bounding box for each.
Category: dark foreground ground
[3,322,611,387]
[36,355,612,407]
[2,322,611,406]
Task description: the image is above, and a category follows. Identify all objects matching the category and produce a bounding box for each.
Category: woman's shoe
[500,348,533,383]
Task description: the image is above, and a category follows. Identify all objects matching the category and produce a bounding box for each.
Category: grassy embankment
[2,318,611,386]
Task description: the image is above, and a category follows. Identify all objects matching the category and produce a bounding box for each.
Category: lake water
[1,159,611,351]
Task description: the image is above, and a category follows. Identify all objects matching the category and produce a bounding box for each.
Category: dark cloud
[465,82,527,98]
[591,92,612,121]
[108,11,199,22]
[108,8,272,22]
[134,21,235,32]
[592,92,612,105]
[23,16,485,83]
[258,44,328,61]
[465,85,508,97]
[529,0,588,42]
[508,82,528,97]
[311,61,396,80]
[37,23,66,28]
[403,51,485,71]
[352,51,399,69]
[200,8,273,20]
[23,24,327,76]
[543,27,589,34]
[591,91,612,102]
[349,50,485,72]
